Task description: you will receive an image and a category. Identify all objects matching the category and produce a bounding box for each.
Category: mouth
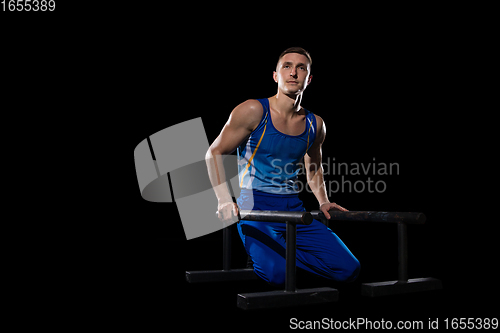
[287,81,298,84]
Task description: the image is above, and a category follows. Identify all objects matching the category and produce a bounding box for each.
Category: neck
[272,90,303,116]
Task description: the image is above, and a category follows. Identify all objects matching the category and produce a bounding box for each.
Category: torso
[237,98,317,194]
[268,98,307,136]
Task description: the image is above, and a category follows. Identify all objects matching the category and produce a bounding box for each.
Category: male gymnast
[206,47,360,286]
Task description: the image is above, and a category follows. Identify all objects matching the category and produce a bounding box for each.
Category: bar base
[237,287,339,310]
[185,268,258,283]
[361,277,442,297]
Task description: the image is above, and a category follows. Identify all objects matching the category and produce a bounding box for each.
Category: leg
[236,191,359,286]
[295,220,360,282]
[237,219,359,285]
[288,195,360,282]
[236,191,289,286]
[237,221,288,286]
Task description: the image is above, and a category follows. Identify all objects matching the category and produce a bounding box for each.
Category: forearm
[205,147,233,204]
[307,166,330,206]
[303,117,347,213]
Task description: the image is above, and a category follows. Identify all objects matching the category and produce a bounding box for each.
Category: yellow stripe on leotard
[239,118,267,188]
[304,117,313,156]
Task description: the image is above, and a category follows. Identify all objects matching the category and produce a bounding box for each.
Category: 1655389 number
[444,318,498,330]
[2,0,56,11]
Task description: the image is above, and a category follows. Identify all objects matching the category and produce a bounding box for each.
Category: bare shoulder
[313,113,326,143]
[314,114,324,128]
[313,114,325,133]
[228,99,263,132]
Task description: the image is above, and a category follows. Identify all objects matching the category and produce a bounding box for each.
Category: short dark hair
[277,47,312,68]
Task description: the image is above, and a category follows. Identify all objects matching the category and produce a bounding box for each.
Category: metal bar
[186,268,258,283]
[398,223,409,282]
[285,221,297,292]
[216,210,313,225]
[237,287,338,309]
[361,278,442,297]
[240,210,312,225]
[310,210,426,224]
[222,225,231,271]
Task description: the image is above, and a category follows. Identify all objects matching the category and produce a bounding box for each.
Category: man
[206,47,360,286]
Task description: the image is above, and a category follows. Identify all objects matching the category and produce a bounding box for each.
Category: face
[273,53,312,95]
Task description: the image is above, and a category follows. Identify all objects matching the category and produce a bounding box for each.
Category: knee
[333,257,360,283]
[343,258,361,282]
[256,262,286,287]
[268,264,286,287]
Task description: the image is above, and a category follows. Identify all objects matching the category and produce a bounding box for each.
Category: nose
[289,68,297,78]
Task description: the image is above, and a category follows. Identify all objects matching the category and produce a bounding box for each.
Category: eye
[299,66,306,71]
[283,65,290,69]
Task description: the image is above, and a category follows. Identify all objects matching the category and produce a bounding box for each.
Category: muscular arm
[205,100,263,220]
[304,115,348,218]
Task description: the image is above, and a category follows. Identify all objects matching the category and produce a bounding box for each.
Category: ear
[307,74,313,85]
[273,71,278,83]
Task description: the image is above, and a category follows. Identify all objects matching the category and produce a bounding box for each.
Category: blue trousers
[237,190,360,287]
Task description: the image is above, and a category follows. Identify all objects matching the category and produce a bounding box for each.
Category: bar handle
[216,210,313,225]
[310,210,426,224]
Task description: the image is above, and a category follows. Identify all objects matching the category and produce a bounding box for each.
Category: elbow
[206,146,221,162]
[205,147,212,161]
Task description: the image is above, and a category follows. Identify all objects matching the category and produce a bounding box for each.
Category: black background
[118,23,493,331]
[3,3,494,331]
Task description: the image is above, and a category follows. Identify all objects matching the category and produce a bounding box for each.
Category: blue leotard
[237,98,317,194]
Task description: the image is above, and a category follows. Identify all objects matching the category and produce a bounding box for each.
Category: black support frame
[311,210,442,297]
[186,210,441,308]
[186,210,339,309]
[185,224,258,283]
[236,212,339,310]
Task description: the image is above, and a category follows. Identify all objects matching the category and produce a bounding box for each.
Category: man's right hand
[217,201,240,224]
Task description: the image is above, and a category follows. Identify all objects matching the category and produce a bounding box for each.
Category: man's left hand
[320,202,348,219]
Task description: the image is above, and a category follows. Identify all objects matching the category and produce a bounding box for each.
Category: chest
[270,110,306,136]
